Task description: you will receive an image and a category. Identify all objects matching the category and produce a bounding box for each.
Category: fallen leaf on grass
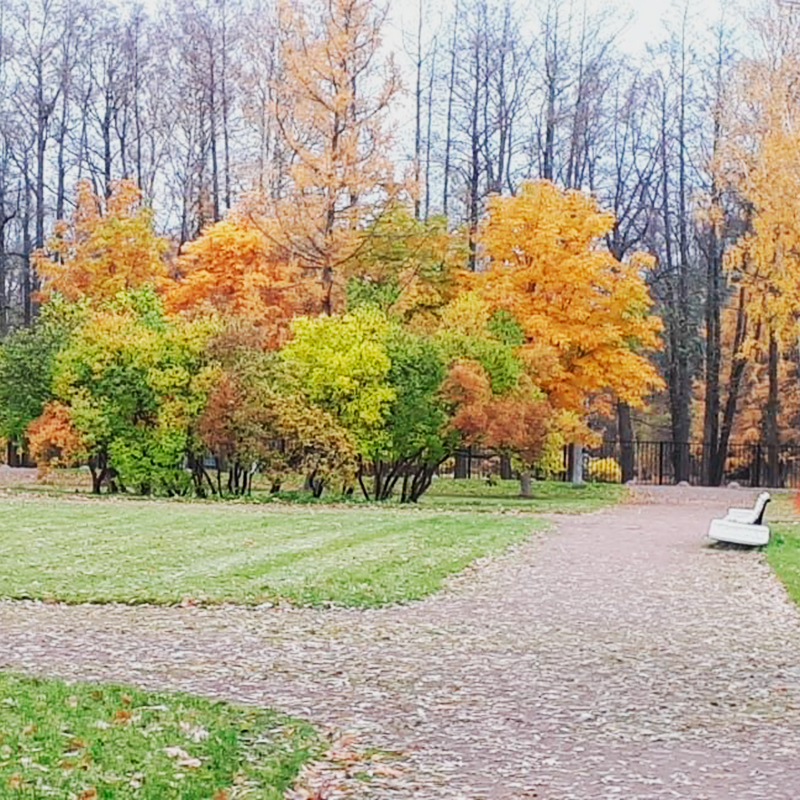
[179,720,209,742]
[164,745,202,769]
[76,789,98,800]
[65,737,88,752]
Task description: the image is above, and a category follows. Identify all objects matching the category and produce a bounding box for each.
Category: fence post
[658,441,665,485]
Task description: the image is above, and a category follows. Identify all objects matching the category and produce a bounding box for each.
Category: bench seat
[707,491,771,547]
[708,519,770,547]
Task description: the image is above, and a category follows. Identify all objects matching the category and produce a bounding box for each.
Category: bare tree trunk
[22,158,33,327]
[413,0,423,220]
[35,100,48,251]
[424,39,436,220]
[712,288,749,485]
[0,157,12,335]
[219,2,233,212]
[442,0,459,218]
[209,46,221,222]
[702,231,722,483]
[674,17,692,482]
[467,26,482,271]
[765,331,780,487]
[55,89,69,220]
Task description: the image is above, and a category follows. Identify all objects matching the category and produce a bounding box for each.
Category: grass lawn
[0,495,546,607]
[766,492,800,607]
[421,477,627,513]
[0,672,319,799]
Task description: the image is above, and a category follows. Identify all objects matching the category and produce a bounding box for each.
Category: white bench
[708,491,771,546]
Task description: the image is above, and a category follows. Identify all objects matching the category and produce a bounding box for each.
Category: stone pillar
[570,443,584,485]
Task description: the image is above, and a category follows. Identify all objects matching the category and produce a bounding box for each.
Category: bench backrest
[753,492,771,525]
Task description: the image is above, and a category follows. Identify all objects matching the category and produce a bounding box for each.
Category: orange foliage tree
[35,180,168,303]
[444,360,551,476]
[167,215,315,348]
[27,401,86,475]
[254,0,401,314]
[472,180,662,416]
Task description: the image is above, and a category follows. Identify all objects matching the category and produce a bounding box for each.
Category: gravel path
[2,487,800,798]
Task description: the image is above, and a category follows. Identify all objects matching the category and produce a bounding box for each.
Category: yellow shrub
[535,429,566,477]
[588,456,622,483]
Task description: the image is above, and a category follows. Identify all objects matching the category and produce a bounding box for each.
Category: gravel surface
[2,487,800,798]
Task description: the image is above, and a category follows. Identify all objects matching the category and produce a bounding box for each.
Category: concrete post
[570,443,584,485]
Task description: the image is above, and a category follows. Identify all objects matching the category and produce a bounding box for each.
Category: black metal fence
[449,442,800,489]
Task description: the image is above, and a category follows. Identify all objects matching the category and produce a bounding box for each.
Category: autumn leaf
[164,745,202,769]
[179,720,210,742]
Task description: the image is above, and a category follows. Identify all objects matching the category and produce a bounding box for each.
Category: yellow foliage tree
[720,13,800,482]
[35,180,168,303]
[472,180,663,415]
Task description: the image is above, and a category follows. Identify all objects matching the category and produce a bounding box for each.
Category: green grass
[420,477,627,513]
[765,492,800,606]
[0,495,545,607]
[0,672,320,799]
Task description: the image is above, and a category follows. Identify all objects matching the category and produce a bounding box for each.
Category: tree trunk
[442,0,459,218]
[702,236,722,484]
[413,0,423,220]
[467,29,481,271]
[617,401,635,483]
[765,331,780,487]
[712,288,749,485]
[423,39,436,220]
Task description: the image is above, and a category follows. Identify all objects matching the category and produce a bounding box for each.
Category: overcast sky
[388,0,729,59]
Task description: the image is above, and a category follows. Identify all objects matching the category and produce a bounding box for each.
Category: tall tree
[265,0,400,314]
[722,16,800,485]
